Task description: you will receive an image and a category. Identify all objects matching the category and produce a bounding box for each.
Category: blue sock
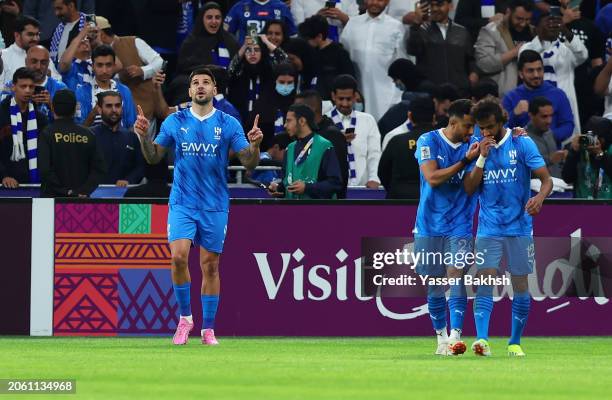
[202,294,219,330]
[474,285,493,340]
[509,291,531,345]
[173,282,192,317]
[427,285,447,331]
[448,282,467,331]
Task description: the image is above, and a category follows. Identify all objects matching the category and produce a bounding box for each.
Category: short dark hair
[92,44,116,62]
[518,50,543,70]
[528,96,552,115]
[59,0,78,6]
[274,62,297,79]
[288,103,318,131]
[509,0,535,12]
[295,89,322,114]
[433,83,460,102]
[471,80,499,101]
[331,74,358,93]
[12,67,36,84]
[15,15,40,33]
[97,90,122,106]
[298,15,328,40]
[189,67,217,86]
[472,97,506,123]
[409,96,435,125]
[447,99,473,120]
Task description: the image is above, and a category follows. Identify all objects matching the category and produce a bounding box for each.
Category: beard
[193,96,212,106]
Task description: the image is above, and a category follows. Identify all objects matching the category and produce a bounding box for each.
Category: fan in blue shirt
[414,99,480,356]
[132,67,262,346]
[224,0,296,44]
[464,98,553,357]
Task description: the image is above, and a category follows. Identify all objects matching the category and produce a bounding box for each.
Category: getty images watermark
[360,237,612,298]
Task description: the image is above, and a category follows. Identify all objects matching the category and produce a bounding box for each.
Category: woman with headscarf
[283,37,318,93]
[263,19,290,51]
[176,2,240,73]
[227,33,288,130]
[167,2,240,105]
[249,62,298,150]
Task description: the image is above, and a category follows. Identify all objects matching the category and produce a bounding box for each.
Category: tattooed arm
[133,105,167,165]
[237,114,263,170]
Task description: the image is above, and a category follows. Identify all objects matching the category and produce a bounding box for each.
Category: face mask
[395,81,406,92]
[353,102,364,112]
[275,83,295,96]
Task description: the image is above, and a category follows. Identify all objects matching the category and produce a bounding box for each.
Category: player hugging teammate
[414,98,552,357]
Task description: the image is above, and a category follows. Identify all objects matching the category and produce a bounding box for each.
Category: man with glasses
[2,46,67,123]
[1,15,62,89]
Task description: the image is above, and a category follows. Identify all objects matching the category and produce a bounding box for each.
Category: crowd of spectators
[0,0,610,199]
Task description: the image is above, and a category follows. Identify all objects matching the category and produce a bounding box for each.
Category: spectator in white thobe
[340,0,407,121]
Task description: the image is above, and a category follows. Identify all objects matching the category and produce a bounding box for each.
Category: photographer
[562,117,612,199]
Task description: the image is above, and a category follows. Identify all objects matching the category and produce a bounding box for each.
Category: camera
[325,1,336,8]
[579,130,597,147]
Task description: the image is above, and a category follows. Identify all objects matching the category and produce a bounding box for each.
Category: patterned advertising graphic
[53,203,177,336]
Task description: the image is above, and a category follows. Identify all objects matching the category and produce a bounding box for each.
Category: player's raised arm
[237,114,263,170]
[134,105,167,165]
[421,142,479,187]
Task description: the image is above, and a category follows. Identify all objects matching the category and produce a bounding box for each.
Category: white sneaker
[435,342,450,355]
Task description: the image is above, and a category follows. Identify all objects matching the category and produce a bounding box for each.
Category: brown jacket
[113,36,160,120]
[475,18,535,97]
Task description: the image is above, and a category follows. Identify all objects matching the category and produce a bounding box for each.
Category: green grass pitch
[1,337,611,400]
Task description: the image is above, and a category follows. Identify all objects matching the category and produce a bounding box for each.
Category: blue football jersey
[467,129,546,236]
[155,108,249,212]
[414,129,477,237]
[225,0,297,43]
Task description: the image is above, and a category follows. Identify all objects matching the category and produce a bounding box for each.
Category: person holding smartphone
[519,7,588,134]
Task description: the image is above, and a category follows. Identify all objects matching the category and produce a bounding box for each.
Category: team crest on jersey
[421,146,431,160]
[274,9,281,17]
[214,127,222,140]
[244,11,251,17]
[509,149,517,165]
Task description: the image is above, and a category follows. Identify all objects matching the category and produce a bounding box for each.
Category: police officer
[38,89,106,197]
[378,96,436,199]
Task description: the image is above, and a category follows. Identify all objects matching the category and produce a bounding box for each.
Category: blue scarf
[542,40,561,86]
[330,107,357,181]
[248,76,261,112]
[50,13,86,63]
[274,109,284,134]
[213,42,231,68]
[9,98,39,183]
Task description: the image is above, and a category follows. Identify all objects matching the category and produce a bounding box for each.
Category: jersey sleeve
[520,136,546,171]
[224,4,240,34]
[229,117,249,153]
[415,133,438,165]
[154,117,176,148]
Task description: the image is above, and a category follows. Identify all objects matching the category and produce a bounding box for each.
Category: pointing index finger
[137,105,144,117]
[253,114,259,130]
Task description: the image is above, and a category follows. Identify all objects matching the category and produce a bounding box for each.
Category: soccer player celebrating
[414,99,480,355]
[133,67,262,346]
[464,98,552,357]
